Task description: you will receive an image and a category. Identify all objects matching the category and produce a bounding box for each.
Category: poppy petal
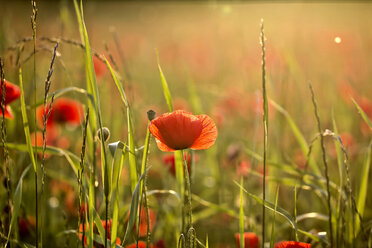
[191,114,217,150]
[4,105,13,119]
[156,139,176,152]
[149,110,203,150]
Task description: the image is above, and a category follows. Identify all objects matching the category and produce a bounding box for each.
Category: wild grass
[0,1,371,248]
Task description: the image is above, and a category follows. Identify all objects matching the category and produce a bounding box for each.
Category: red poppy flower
[37,98,83,128]
[149,110,217,152]
[235,232,259,248]
[274,241,311,248]
[0,80,21,119]
[163,153,192,177]
[126,241,152,248]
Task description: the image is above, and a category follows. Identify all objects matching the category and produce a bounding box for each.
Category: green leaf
[7,165,31,240]
[352,98,372,130]
[356,140,372,234]
[4,142,80,176]
[156,51,173,112]
[109,141,126,247]
[105,57,137,193]
[29,86,93,109]
[18,68,37,172]
[122,167,151,245]
[270,186,279,248]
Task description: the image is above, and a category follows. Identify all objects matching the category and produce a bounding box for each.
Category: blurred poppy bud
[147,109,156,121]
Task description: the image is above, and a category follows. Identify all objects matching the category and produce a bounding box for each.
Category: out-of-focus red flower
[293,150,306,169]
[37,98,83,128]
[359,97,372,118]
[149,110,217,152]
[339,132,355,149]
[338,82,357,104]
[235,232,259,248]
[154,240,166,248]
[79,219,121,248]
[236,160,251,177]
[49,180,76,214]
[93,56,106,78]
[274,241,311,248]
[163,153,192,177]
[0,80,21,119]
[18,216,36,237]
[138,207,157,237]
[126,241,152,248]
[356,97,372,134]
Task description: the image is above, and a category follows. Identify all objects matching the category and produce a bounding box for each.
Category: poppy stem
[181,150,193,239]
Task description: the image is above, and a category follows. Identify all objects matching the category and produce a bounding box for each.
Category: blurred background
[0,1,371,247]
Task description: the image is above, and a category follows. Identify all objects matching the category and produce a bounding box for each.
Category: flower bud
[96,127,110,142]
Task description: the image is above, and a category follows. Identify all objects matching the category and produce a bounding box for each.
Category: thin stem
[30,0,38,246]
[260,19,268,248]
[309,84,334,247]
[105,197,108,248]
[182,150,192,231]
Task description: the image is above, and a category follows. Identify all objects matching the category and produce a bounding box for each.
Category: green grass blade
[127,110,138,193]
[93,208,105,246]
[18,67,37,172]
[270,186,279,248]
[270,99,321,176]
[109,141,126,247]
[105,56,137,192]
[30,86,93,109]
[7,164,31,240]
[140,123,151,194]
[356,140,372,234]
[156,51,173,112]
[332,114,344,245]
[88,175,94,248]
[239,176,244,248]
[234,181,298,235]
[4,143,80,176]
[352,98,372,130]
[122,167,150,245]
[104,58,128,107]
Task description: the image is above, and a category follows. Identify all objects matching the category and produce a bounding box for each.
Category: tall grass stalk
[39,42,58,248]
[260,19,268,248]
[309,84,334,247]
[78,109,89,248]
[30,0,39,246]
[41,42,58,187]
[74,1,110,247]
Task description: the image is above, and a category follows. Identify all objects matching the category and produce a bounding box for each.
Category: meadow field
[0,1,371,247]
